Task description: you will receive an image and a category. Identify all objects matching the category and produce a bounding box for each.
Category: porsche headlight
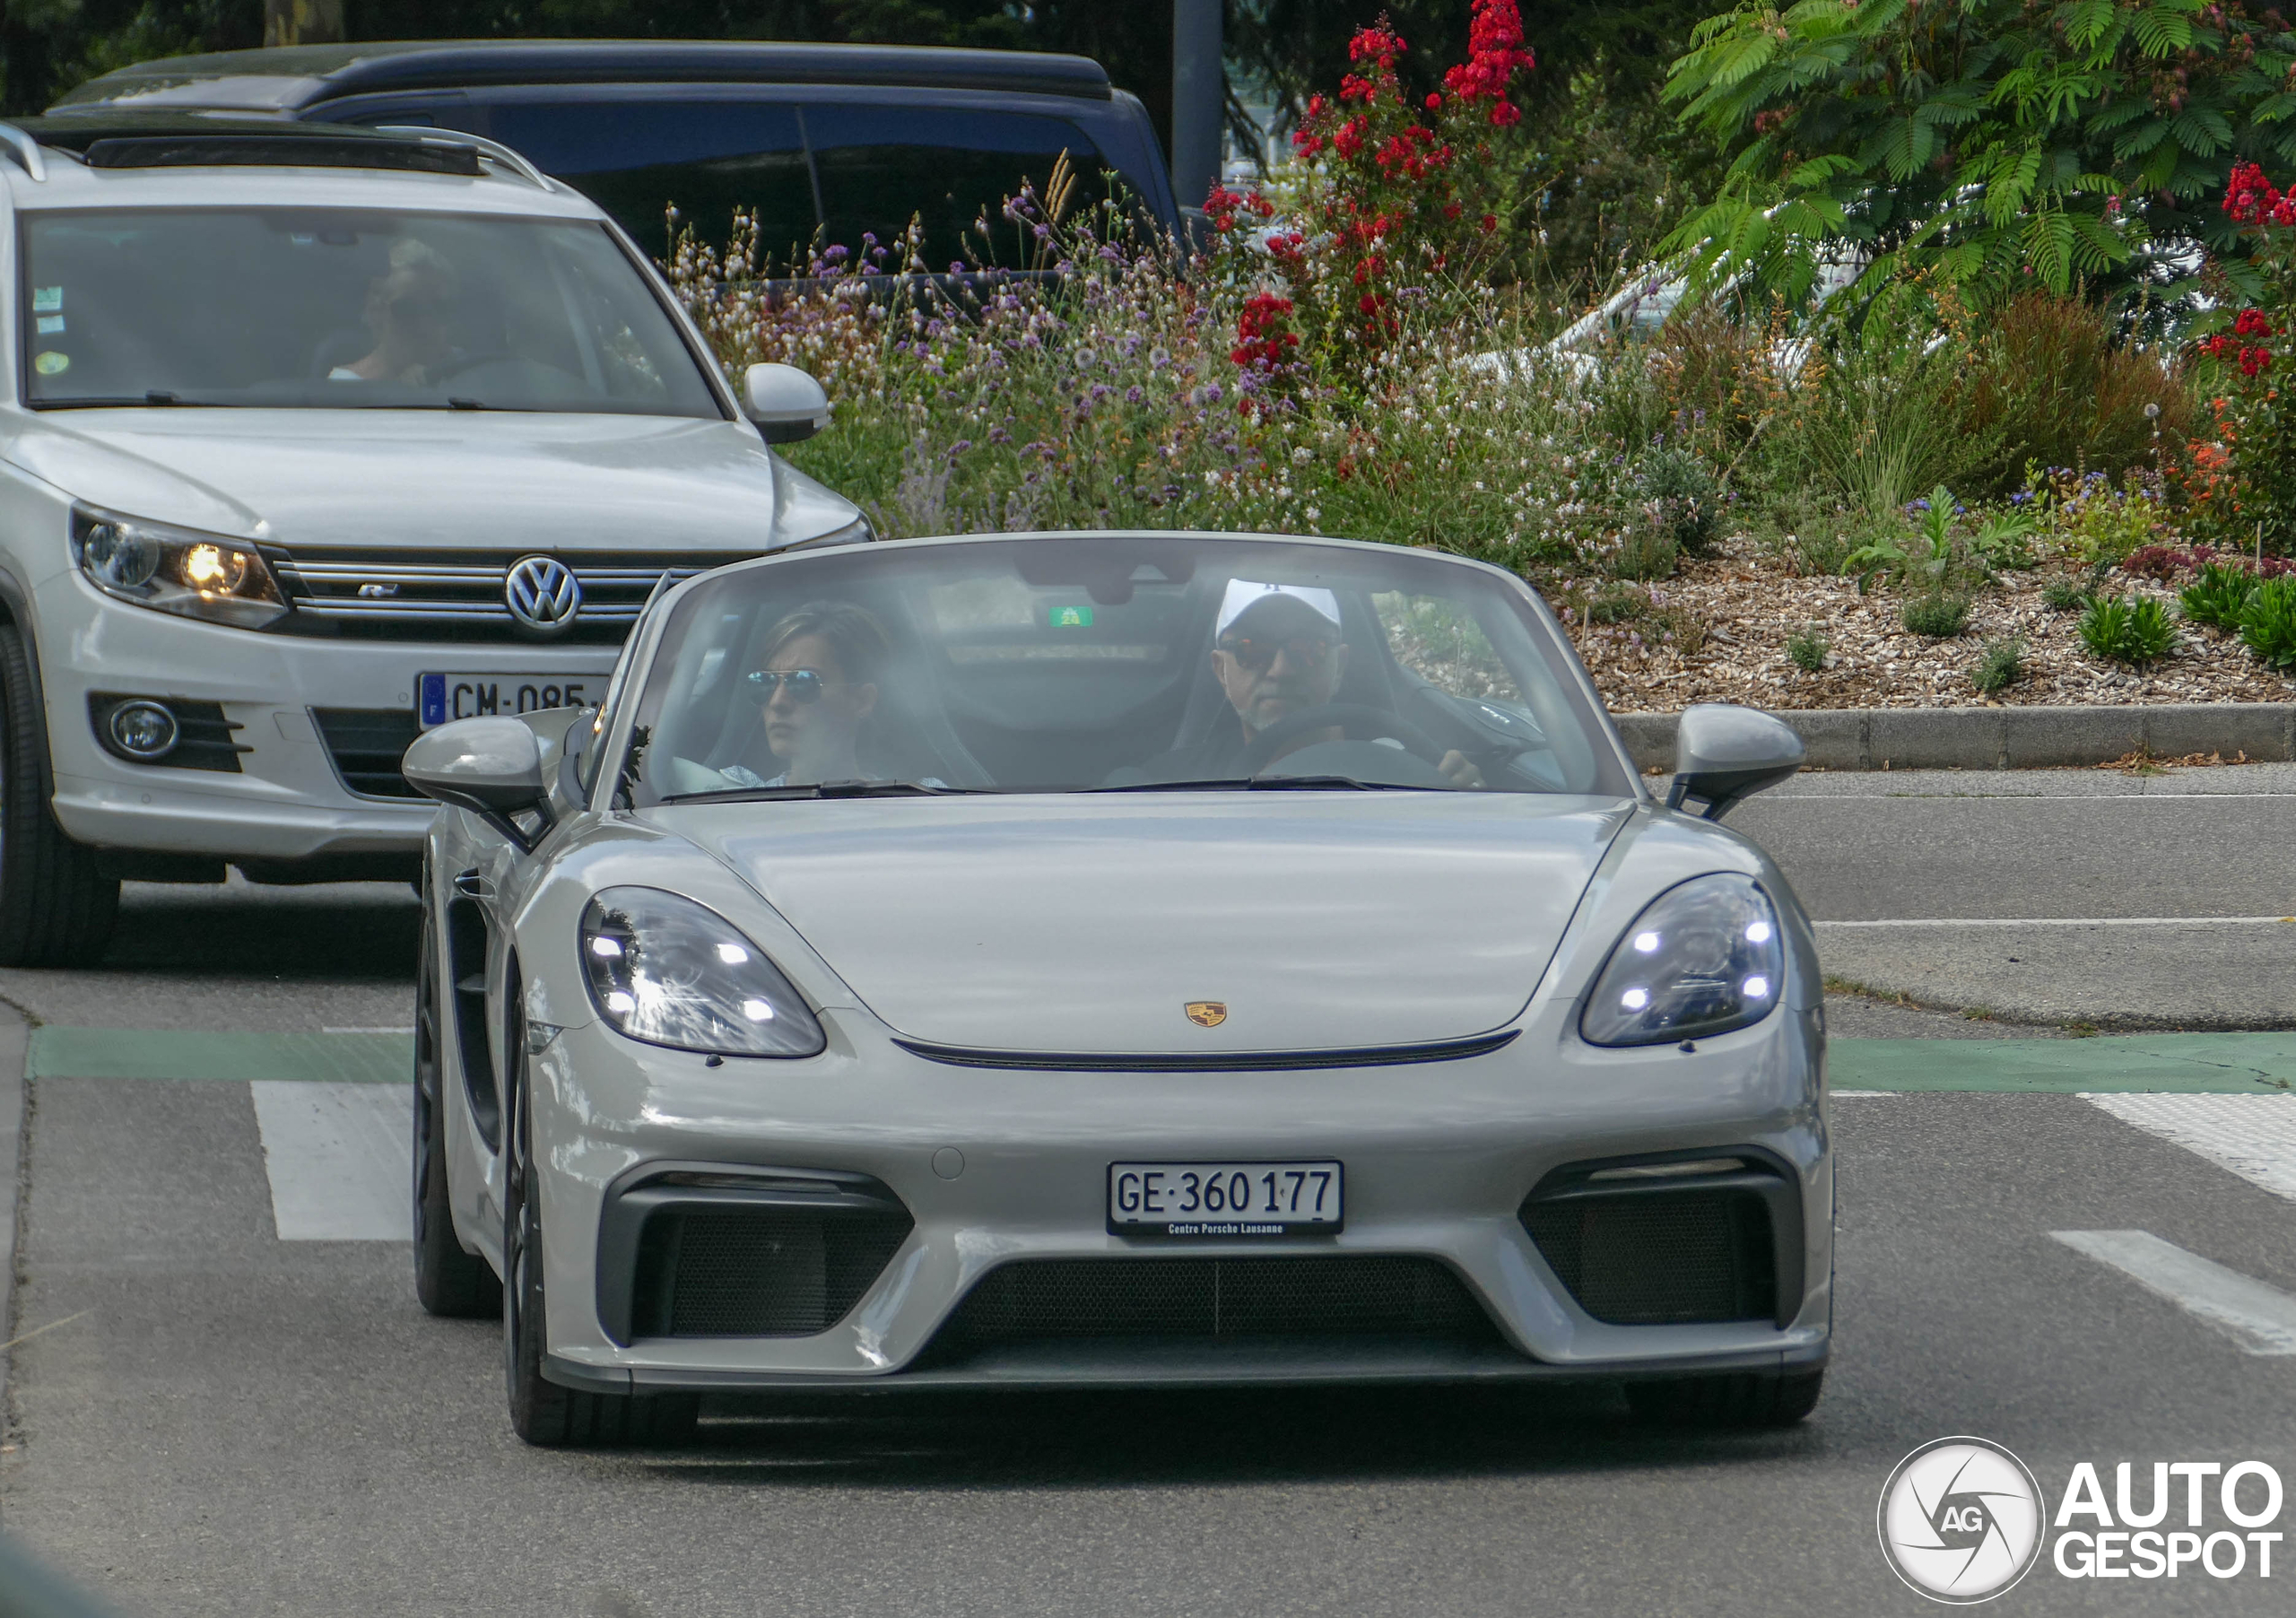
[1579,874,1785,1048]
[579,887,825,1057]
[71,505,287,630]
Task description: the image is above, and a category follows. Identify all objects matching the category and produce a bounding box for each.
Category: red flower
[2223,161,2285,225]
[2236,308,2276,337]
[1442,0,1535,108]
[2240,344,2275,378]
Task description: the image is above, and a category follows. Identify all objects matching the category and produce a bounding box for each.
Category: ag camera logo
[1878,1436,2046,1604]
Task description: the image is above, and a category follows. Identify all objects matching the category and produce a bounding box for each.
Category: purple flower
[1124,385,1144,404]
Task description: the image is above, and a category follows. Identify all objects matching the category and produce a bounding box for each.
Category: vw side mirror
[1665,703,1804,821]
[404,717,551,850]
[741,362,831,443]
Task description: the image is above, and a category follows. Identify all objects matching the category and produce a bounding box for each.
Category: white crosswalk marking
[2081,1092,2296,1203]
[2053,1231,2296,1355]
[248,1082,411,1241]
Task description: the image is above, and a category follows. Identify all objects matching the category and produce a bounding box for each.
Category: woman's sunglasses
[745,668,835,703]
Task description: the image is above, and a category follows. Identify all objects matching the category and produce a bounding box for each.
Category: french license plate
[418,673,600,729]
[1109,1161,1343,1238]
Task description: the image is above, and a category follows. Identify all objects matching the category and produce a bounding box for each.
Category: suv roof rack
[81,130,483,174]
[52,39,1114,112]
[1,114,550,182]
[0,123,48,181]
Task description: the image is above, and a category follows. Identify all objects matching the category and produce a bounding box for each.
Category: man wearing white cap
[1124,579,1483,784]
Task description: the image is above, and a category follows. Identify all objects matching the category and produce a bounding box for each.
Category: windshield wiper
[1090,775,1436,793]
[658,779,994,804]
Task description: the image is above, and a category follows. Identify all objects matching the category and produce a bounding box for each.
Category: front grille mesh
[312,708,422,798]
[931,1256,1500,1351]
[634,1207,915,1338]
[268,547,744,643]
[1522,1189,1775,1325]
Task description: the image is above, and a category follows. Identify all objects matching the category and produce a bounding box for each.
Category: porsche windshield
[622,535,1630,802]
[22,208,722,415]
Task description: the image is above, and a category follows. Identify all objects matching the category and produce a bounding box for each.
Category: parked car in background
[0,114,865,966]
[48,40,1182,263]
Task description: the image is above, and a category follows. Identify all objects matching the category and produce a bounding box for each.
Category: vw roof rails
[374,126,549,189]
[0,123,48,182]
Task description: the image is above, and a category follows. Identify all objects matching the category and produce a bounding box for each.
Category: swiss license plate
[418,673,600,729]
[1108,1161,1343,1238]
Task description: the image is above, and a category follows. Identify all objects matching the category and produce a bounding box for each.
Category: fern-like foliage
[1662,0,2296,303]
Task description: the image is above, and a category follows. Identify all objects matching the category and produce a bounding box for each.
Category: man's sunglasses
[745,668,835,703]
[1217,633,1335,674]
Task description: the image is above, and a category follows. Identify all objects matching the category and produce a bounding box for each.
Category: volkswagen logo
[504,555,580,638]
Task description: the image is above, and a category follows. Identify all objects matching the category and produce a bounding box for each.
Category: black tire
[1626,1368,1825,1429]
[0,622,117,967]
[413,866,500,1318]
[501,1013,697,1448]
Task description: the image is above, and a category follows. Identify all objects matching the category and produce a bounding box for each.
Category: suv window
[22,207,723,416]
[426,99,1115,264]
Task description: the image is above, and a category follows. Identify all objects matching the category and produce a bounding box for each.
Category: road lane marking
[1816,917,2296,927]
[29,1028,407,1083]
[1830,1090,1898,1099]
[249,1081,411,1242]
[2081,1093,2296,1203]
[323,1026,414,1035]
[1832,1035,2296,1092]
[2052,1231,2296,1355]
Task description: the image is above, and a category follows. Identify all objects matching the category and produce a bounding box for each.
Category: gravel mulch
[1559,537,2296,714]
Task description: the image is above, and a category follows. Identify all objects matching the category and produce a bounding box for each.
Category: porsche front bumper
[520,996,1833,1394]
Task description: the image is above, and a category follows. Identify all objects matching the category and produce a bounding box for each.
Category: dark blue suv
[50,39,1180,263]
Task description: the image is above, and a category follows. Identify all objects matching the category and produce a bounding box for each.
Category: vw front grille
[265,547,744,641]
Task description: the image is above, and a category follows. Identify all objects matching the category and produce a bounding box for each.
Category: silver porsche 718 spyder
[401,528,1830,1446]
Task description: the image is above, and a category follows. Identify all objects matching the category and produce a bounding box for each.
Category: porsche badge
[1185,1001,1228,1027]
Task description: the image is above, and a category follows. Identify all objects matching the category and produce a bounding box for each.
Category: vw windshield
[22,208,723,416]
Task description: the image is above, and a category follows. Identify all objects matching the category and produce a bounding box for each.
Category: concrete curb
[0,1008,25,1422]
[1613,703,2296,774]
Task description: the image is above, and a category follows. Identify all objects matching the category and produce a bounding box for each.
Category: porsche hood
[667,794,1632,1055]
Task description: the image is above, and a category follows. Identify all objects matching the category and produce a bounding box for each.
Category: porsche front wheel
[413,872,499,1318]
[501,1024,695,1448]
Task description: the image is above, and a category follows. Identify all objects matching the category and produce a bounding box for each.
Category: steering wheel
[423,352,530,386]
[1239,702,1449,775]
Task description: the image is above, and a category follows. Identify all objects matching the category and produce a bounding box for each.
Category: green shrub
[1970,637,2026,694]
[2041,575,2092,613]
[2239,578,2296,669]
[1613,526,1679,581]
[1786,625,1830,672]
[2181,561,2260,632]
[1901,593,1971,638]
[2079,595,2178,665]
[1638,447,1722,557]
[1584,586,1649,624]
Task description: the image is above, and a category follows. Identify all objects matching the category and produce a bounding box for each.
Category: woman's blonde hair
[756,600,889,685]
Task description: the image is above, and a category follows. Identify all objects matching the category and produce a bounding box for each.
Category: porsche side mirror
[1665,702,1804,821]
[404,717,552,851]
[740,362,831,443]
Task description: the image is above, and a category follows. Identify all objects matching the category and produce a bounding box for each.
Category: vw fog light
[71,505,287,630]
[105,700,178,761]
[1579,874,1786,1047]
[579,887,825,1057]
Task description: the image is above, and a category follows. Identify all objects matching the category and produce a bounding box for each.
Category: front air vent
[312,707,422,799]
[631,1205,916,1337]
[1519,1153,1801,1327]
[926,1255,1501,1354]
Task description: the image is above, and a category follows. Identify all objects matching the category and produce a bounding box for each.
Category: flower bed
[1578,537,2295,712]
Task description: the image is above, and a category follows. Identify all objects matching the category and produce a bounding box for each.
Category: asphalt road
[5,766,2296,1615]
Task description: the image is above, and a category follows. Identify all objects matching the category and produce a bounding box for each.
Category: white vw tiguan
[0,114,865,963]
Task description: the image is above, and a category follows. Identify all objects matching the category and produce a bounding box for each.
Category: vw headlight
[1579,874,1785,1047]
[71,506,287,630]
[579,887,825,1057]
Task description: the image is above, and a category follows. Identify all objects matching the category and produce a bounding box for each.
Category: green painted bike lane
[23,1026,2296,1094]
